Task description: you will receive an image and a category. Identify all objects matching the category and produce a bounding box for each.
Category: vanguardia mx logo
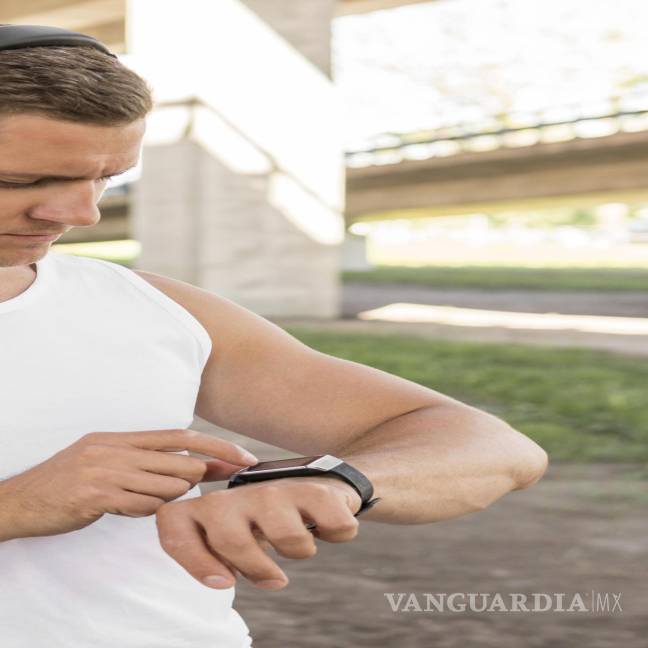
[384,592,623,613]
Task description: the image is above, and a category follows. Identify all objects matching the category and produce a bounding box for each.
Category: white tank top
[0,250,252,648]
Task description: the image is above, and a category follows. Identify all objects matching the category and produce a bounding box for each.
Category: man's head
[0,41,153,269]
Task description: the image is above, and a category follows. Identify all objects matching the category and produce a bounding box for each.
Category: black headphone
[0,24,116,58]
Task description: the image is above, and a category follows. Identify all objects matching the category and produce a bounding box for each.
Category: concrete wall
[241,0,335,77]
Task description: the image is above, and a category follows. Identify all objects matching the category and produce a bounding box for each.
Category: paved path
[339,284,648,319]
[270,284,648,358]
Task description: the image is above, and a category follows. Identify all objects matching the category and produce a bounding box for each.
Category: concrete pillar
[341,232,374,271]
[127,0,344,318]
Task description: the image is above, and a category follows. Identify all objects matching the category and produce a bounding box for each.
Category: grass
[281,326,648,464]
[342,266,648,292]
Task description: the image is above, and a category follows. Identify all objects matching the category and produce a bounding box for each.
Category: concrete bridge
[346,107,648,222]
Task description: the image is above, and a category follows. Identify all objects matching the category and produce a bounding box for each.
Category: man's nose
[28,181,103,228]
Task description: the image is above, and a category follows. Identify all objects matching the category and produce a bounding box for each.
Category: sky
[332,0,648,147]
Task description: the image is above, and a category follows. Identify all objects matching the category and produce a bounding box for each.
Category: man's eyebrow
[0,164,137,181]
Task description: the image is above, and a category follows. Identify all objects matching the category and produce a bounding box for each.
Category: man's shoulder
[132,270,195,308]
[132,269,217,328]
[131,269,288,353]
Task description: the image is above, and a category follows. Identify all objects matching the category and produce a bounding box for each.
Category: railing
[345,89,648,168]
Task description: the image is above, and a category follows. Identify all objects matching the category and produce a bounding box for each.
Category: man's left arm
[328,399,547,525]
[176,278,547,526]
[134,271,547,586]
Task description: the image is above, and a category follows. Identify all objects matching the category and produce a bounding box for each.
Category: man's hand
[0,429,258,542]
[155,476,363,591]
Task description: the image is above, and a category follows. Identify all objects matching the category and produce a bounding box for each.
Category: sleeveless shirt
[0,250,252,647]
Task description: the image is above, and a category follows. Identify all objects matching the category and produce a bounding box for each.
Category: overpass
[345,101,648,222]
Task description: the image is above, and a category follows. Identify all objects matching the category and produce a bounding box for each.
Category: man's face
[0,113,145,269]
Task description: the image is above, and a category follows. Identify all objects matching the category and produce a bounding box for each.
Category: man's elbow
[464,405,549,492]
[509,431,549,490]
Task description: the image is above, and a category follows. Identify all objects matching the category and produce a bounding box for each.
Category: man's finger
[91,429,258,467]
[201,516,289,590]
[296,495,359,543]
[156,503,237,589]
[200,459,249,482]
[252,507,317,560]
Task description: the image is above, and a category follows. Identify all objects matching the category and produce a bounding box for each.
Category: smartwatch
[227,454,381,517]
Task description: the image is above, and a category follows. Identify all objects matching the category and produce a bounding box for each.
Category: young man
[0,25,547,648]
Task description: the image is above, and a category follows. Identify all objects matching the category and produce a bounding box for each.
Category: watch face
[241,456,323,472]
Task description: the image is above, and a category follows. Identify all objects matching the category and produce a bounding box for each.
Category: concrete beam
[0,1,125,51]
[336,0,438,16]
[0,0,124,29]
[346,130,648,219]
[78,18,125,52]
[242,0,335,77]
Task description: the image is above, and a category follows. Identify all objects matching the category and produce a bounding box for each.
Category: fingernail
[241,450,258,464]
[202,575,231,588]
[255,579,287,590]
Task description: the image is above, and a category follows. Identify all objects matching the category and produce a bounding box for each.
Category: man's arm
[335,403,546,524]
[135,270,548,524]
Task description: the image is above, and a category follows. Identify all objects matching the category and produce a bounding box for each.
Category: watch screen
[243,456,322,472]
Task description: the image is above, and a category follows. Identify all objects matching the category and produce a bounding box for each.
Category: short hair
[0,43,153,125]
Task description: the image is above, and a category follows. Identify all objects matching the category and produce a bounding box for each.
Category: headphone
[0,24,116,58]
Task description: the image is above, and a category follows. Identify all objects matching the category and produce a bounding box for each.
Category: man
[0,25,547,648]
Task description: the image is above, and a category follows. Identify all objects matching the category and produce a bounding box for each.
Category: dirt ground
[202,456,647,648]
[193,286,647,647]
[193,416,647,648]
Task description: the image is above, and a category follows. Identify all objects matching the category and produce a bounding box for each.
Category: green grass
[282,327,648,464]
[342,266,648,292]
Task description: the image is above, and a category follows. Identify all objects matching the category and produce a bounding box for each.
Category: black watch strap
[227,455,381,520]
[353,496,381,517]
[326,462,381,516]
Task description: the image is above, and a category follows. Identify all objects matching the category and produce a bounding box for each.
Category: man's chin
[0,245,51,269]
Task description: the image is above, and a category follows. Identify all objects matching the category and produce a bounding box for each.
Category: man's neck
[0,264,37,303]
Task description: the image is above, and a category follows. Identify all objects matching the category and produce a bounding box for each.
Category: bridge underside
[346,130,648,222]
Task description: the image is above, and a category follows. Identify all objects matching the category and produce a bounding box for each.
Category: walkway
[271,284,648,358]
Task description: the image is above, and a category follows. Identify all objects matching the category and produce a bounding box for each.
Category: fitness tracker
[228,455,381,517]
